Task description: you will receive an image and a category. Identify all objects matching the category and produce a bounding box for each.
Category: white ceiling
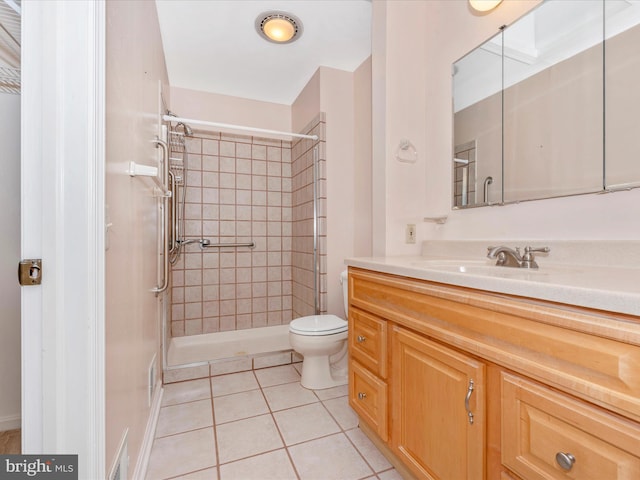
[155,0,372,105]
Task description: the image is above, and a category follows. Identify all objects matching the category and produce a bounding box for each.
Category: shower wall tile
[291,114,327,318]
[171,132,295,336]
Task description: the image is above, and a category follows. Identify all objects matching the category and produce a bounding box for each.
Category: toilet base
[299,354,348,390]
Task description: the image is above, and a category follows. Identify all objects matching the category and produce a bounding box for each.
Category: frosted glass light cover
[469,0,503,12]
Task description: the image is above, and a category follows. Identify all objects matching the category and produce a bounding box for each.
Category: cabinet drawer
[349,360,388,441]
[502,372,640,480]
[349,308,387,378]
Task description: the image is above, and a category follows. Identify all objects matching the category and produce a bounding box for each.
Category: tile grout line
[151,366,399,479]
[257,369,303,480]
[209,375,222,480]
[317,393,379,477]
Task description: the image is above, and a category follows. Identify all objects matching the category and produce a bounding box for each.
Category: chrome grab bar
[152,137,170,295]
[168,170,177,254]
[199,239,255,249]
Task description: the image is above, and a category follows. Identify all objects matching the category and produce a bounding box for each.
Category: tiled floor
[146,364,402,480]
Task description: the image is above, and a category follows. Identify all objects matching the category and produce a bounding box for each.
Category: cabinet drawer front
[349,308,387,378]
[349,360,388,441]
[502,373,640,480]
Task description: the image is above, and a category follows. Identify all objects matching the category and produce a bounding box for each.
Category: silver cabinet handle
[464,379,474,425]
[555,452,575,471]
[357,392,367,400]
[357,335,366,343]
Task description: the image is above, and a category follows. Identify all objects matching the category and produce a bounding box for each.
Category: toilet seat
[289,314,347,336]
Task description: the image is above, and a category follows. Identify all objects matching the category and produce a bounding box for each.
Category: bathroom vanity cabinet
[347,267,640,480]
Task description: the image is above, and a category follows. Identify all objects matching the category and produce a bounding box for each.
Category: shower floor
[167,325,292,367]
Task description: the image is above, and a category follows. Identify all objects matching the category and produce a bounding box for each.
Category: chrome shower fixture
[167,110,194,136]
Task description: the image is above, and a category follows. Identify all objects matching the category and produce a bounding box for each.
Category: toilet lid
[289,314,348,336]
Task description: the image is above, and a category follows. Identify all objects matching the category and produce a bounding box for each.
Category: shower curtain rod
[162,115,318,141]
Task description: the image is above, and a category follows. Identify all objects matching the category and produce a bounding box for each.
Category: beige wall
[105,0,168,472]
[372,0,430,255]
[292,64,372,316]
[320,67,357,316]
[170,86,291,133]
[354,57,373,257]
[0,92,21,431]
[376,0,640,250]
[291,71,321,135]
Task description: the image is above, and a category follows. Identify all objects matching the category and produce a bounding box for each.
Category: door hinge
[18,259,42,286]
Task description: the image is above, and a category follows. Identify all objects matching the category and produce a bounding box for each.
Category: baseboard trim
[0,414,21,432]
[358,419,418,480]
[131,381,163,480]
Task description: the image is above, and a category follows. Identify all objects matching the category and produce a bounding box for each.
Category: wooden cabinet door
[391,325,486,480]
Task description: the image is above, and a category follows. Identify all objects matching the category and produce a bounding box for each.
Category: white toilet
[289,270,349,389]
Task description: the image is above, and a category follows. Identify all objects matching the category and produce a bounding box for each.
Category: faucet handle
[521,246,550,268]
[524,246,550,254]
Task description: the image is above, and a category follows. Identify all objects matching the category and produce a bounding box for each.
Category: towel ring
[396,139,417,163]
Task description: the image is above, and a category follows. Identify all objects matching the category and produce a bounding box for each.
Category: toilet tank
[340,270,349,318]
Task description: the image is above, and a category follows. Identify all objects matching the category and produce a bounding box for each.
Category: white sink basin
[411,259,494,272]
[411,259,581,278]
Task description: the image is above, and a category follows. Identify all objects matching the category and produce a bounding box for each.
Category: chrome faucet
[487,245,550,269]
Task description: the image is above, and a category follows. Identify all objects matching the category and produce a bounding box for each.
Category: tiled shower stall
[169,114,327,341]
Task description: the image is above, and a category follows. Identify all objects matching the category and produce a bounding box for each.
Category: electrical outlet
[406,224,416,244]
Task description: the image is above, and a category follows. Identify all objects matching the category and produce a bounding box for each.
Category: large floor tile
[322,396,358,430]
[173,467,218,479]
[218,449,297,480]
[312,384,348,401]
[146,428,216,480]
[254,364,300,387]
[156,399,213,438]
[262,382,318,411]
[377,468,404,480]
[213,389,269,424]
[162,378,212,407]
[346,427,392,473]
[288,433,373,480]
[215,414,284,464]
[148,364,396,480]
[273,403,340,446]
[211,371,259,397]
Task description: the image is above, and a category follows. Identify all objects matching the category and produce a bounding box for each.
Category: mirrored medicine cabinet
[452,0,640,209]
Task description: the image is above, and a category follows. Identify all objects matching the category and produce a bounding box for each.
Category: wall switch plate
[406,224,416,244]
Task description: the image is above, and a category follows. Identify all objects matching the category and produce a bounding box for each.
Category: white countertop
[345,241,640,317]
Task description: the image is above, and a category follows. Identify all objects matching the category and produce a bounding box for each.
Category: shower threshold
[167,324,292,367]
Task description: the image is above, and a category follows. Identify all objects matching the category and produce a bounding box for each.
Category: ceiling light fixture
[469,0,503,12]
[255,11,303,44]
